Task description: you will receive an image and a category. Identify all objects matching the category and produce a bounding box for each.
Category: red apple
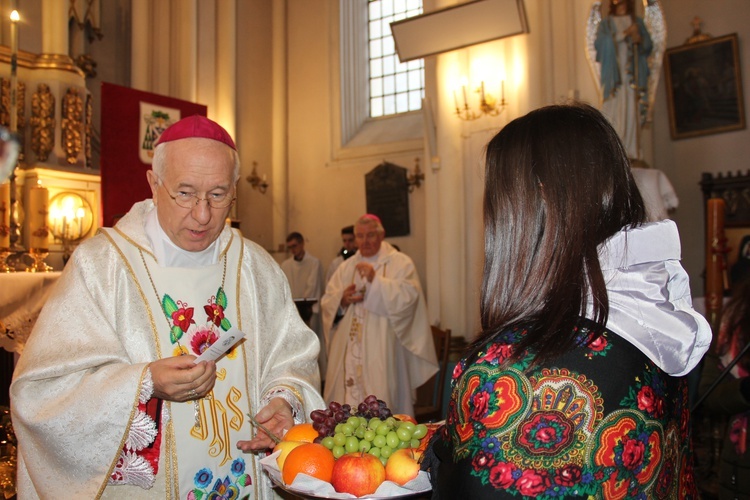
[393,413,417,425]
[385,447,422,485]
[330,451,386,497]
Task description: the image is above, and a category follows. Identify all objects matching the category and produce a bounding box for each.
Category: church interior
[0,0,744,346]
[0,0,747,496]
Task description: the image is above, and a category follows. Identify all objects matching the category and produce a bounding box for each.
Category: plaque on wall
[365,162,410,237]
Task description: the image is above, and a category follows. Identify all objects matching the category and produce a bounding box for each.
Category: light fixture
[246,161,269,194]
[454,80,507,121]
[48,191,93,263]
[407,158,425,192]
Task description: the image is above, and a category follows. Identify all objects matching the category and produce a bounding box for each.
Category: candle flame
[10,10,19,22]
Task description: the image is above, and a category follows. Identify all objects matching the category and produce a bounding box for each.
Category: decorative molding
[61,88,84,165]
[30,84,56,162]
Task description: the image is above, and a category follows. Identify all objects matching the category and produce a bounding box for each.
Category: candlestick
[0,182,9,249]
[27,184,49,250]
[9,10,18,133]
[462,85,468,109]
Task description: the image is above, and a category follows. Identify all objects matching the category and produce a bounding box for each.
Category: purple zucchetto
[155,115,236,151]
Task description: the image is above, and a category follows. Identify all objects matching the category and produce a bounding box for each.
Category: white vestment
[281,252,326,378]
[321,242,438,415]
[11,200,324,499]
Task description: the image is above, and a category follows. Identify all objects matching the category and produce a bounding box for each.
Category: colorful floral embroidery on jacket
[441,323,697,499]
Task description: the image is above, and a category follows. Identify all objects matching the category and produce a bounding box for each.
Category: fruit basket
[260,451,431,499]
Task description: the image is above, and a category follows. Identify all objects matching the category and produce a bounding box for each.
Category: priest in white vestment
[321,214,438,415]
[281,231,326,377]
[11,116,324,499]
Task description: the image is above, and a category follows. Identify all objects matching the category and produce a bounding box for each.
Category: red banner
[100,83,207,227]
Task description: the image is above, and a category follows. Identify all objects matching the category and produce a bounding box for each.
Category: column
[216,0,236,137]
[41,0,68,55]
[131,0,150,91]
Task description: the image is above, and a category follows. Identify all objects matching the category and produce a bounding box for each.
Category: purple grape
[324,409,333,418]
[318,424,331,437]
[364,394,377,404]
[325,417,335,428]
[329,401,342,412]
[310,410,327,423]
[342,404,351,413]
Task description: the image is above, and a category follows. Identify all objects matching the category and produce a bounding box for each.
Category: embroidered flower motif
[636,386,664,418]
[555,464,582,487]
[191,327,219,356]
[488,461,516,489]
[208,476,240,499]
[516,411,574,454]
[194,468,213,488]
[171,305,195,332]
[205,302,225,327]
[173,344,189,356]
[230,457,246,476]
[515,468,551,496]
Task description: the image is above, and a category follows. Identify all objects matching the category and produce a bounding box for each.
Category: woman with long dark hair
[428,103,710,498]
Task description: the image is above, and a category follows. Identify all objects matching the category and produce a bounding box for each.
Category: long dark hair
[472,103,646,366]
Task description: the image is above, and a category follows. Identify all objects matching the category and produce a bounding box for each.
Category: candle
[480,81,486,103]
[9,10,18,133]
[0,182,9,249]
[462,85,468,109]
[28,184,49,250]
[501,80,505,103]
[453,90,459,112]
[76,207,85,238]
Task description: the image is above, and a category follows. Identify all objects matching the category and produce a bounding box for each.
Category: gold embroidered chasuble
[11,200,324,499]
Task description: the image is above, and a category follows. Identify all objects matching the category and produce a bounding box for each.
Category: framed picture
[664,33,745,139]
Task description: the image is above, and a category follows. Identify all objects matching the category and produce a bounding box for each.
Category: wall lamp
[246,161,269,194]
[407,158,425,192]
[454,80,507,121]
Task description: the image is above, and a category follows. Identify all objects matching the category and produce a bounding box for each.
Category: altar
[0,272,61,405]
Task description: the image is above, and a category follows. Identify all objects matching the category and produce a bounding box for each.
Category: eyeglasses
[158,180,236,209]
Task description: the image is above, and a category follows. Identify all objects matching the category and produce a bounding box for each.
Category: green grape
[380,456,388,466]
[368,446,381,457]
[385,417,397,427]
[373,435,386,448]
[334,423,344,434]
[380,445,393,459]
[386,431,400,449]
[340,423,354,436]
[321,436,335,449]
[368,418,383,431]
[376,424,391,436]
[398,440,409,449]
[332,445,346,459]
[396,427,413,442]
[355,425,366,439]
[410,438,420,448]
[346,416,360,427]
[333,432,347,447]
[345,436,360,453]
[359,440,371,452]
[401,421,416,433]
[359,417,369,428]
[364,429,376,442]
[413,424,428,440]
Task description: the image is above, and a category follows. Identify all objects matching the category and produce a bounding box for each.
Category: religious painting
[664,33,745,139]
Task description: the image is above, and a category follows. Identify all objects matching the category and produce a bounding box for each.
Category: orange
[282,443,335,485]
[282,422,319,443]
